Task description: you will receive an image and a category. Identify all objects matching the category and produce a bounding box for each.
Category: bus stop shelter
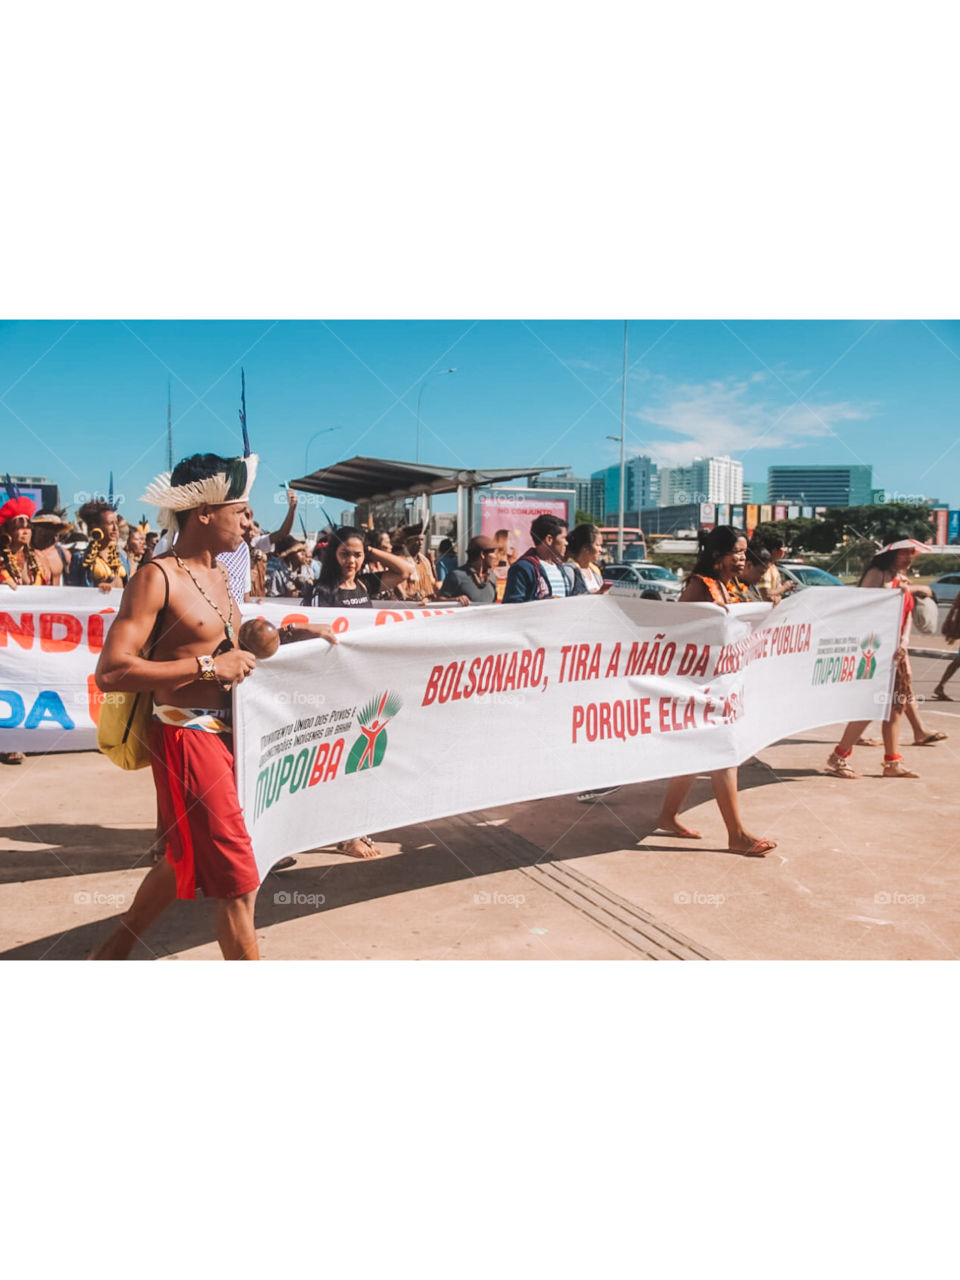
[288,456,569,551]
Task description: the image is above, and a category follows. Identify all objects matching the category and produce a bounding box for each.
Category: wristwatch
[196,654,217,681]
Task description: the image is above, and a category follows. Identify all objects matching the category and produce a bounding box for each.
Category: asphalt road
[910,651,960,722]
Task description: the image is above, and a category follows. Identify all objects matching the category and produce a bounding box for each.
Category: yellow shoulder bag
[97,564,169,769]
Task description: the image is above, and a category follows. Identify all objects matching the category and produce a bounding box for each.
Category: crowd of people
[0,458,951,957]
[0,480,617,611]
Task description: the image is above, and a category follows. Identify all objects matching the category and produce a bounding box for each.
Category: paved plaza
[1,651,957,962]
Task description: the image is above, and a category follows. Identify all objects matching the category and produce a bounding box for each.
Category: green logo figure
[345,690,403,774]
[856,633,880,680]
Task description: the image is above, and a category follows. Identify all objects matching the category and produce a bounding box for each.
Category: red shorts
[149,720,260,901]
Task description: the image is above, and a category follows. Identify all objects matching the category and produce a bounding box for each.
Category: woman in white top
[567,523,605,593]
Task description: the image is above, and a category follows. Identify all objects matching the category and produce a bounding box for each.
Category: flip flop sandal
[931,690,953,701]
[577,787,622,803]
[732,838,777,857]
[270,856,298,872]
[336,836,381,858]
[855,737,882,747]
[914,732,948,745]
[652,825,703,839]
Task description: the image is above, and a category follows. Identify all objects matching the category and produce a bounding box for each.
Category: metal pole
[303,427,340,474]
[618,320,628,561]
[415,367,456,464]
[456,483,466,558]
[416,383,425,465]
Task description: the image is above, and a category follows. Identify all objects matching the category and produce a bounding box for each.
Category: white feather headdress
[140,454,258,534]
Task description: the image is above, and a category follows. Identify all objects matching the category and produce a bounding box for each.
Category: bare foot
[728,834,777,857]
[337,837,382,859]
[654,818,703,839]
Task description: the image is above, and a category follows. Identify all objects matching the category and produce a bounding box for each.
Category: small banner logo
[345,690,403,773]
[856,633,881,680]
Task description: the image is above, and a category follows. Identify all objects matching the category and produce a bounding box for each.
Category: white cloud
[630,375,874,468]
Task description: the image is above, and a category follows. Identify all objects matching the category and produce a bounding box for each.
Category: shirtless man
[93,452,276,960]
[31,512,73,584]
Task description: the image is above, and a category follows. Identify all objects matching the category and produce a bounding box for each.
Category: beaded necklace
[82,528,125,583]
[173,552,235,640]
[1,543,41,585]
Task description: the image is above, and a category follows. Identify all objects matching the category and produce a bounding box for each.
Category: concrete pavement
[1,694,957,960]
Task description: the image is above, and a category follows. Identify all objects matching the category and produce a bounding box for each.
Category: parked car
[779,564,844,588]
[929,573,960,605]
[602,562,681,601]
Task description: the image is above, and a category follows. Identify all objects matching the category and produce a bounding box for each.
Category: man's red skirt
[149,721,260,901]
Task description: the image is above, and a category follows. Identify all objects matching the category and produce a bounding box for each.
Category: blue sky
[2,319,959,525]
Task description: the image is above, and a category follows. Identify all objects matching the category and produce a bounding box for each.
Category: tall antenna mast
[166,379,173,470]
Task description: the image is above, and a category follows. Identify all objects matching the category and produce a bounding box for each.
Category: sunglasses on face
[8,517,31,528]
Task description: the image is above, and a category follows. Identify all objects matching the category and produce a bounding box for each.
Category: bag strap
[120,562,170,746]
[146,560,170,659]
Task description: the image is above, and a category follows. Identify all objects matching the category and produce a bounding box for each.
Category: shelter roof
[288,457,570,503]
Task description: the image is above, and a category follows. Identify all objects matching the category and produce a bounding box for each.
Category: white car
[930,573,960,605]
[602,562,681,601]
[779,564,845,588]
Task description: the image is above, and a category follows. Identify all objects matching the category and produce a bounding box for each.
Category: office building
[658,456,743,506]
[529,471,605,521]
[768,465,873,507]
[657,466,693,507]
[3,473,62,513]
[590,456,659,522]
[743,479,766,504]
[640,503,701,536]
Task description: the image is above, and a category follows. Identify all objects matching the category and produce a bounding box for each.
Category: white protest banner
[234,587,900,877]
[0,586,462,753]
[0,586,118,754]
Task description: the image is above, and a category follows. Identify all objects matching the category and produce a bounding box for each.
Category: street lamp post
[303,427,341,474]
[606,324,630,561]
[618,322,628,561]
[415,368,456,465]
